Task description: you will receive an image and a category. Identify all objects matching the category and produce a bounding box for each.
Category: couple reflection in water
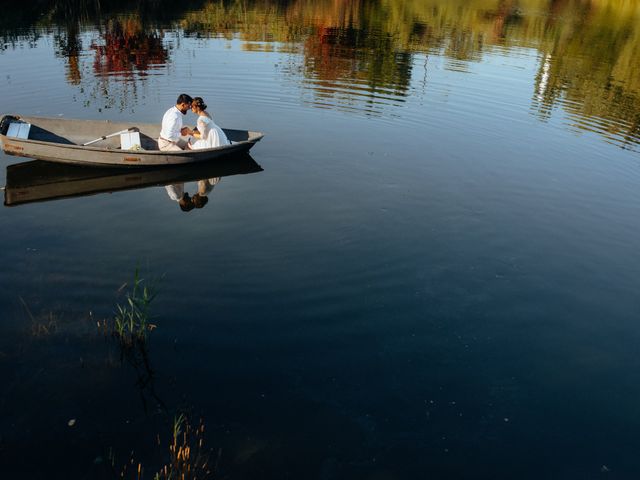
[165,177,220,212]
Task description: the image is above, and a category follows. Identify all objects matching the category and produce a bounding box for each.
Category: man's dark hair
[179,194,195,212]
[176,93,193,105]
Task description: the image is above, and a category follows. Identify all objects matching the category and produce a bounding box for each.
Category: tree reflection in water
[0,0,638,148]
[1,0,187,111]
[82,17,169,110]
[91,18,168,79]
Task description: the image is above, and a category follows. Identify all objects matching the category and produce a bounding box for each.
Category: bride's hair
[192,97,208,112]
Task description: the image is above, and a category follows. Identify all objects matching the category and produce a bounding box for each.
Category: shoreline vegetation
[0,0,638,149]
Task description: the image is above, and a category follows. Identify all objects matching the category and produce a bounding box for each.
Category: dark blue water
[1,1,640,478]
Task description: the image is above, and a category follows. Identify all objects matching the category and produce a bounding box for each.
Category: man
[158,94,194,151]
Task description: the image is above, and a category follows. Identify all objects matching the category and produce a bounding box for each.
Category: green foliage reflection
[1,0,638,148]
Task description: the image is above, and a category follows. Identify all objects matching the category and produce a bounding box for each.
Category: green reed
[113,268,157,346]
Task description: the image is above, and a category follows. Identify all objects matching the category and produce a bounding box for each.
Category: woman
[188,97,230,149]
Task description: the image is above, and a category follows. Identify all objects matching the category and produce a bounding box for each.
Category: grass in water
[113,268,158,347]
[19,296,59,337]
[97,268,166,413]
[155,414,214,480]
[116,414,215,480]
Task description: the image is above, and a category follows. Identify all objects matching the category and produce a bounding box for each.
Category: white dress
[197,178,221,196]
[190,115,230,149]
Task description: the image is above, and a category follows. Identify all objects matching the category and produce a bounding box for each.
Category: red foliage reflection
[90,18,168,79]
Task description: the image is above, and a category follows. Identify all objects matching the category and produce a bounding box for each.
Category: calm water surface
[1,1,640,478]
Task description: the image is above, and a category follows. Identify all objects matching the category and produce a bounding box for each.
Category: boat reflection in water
[3,153,263,208]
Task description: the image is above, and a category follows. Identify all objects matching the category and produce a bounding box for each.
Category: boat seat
[7,122,31,139]
[120,131,142,150]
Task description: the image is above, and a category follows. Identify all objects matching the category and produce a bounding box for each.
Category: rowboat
[3,154,263,207]
[0,114,264,167]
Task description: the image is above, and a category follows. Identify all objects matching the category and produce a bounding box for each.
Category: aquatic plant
[153,414,214,480]
[101,268,167,413]
[113,268,158,347]
[19,296,59,337]
[116,414,215,480]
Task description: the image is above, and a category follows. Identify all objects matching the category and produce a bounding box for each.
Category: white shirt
[165,184,184,202]
[160,106,183,142]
